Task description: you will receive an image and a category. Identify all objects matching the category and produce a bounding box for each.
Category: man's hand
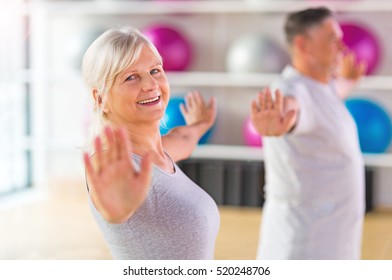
[250,88,297,136]
[338,51,367,81]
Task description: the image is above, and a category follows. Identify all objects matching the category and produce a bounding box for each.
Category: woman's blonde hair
[82,26,162,147]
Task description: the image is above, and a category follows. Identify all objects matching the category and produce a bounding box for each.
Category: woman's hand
[84,126,152,224]
[162,91,217,162]
[180,90,217,133]
[250,88,297,136]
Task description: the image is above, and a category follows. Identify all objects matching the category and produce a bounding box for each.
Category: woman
[82,26,219,259]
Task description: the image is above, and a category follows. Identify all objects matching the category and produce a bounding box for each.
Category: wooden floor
[1,179,392,260]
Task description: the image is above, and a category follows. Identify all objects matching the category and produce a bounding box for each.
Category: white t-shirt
[257,65,365,259]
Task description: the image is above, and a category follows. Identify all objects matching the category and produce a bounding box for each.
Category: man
[251,7,366,259]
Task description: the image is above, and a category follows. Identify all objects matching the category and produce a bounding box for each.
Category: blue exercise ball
[160,96,214,144]
[345,98,392,153]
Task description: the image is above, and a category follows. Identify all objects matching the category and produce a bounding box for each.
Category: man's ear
[92,88,110,113]
[293,34,307,54]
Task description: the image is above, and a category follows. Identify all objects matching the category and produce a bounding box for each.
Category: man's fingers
[274,89,283,112]
[358,61,367,77]
[283,110,296,132]
[251,99,259,114]
[259,91,266,111]
[265,88,274,110]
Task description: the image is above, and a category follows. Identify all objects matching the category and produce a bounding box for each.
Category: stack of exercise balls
[142,24,192,71]
[345,98,392,153]
[226,34,289,73]
[340,21,382,75]
[160,96,215,144]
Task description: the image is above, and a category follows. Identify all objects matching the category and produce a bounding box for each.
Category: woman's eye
[125,75,136,82]
[150,68,160,75]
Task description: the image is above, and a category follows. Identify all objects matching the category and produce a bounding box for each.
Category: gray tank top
[88,153,220,260]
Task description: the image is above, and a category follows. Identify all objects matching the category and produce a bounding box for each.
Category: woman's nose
[142,74,159,91]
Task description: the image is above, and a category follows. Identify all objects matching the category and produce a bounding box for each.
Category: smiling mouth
[137,96,160,105]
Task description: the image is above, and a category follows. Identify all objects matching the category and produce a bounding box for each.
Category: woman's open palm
[84,127,152,223]
[180,90,217,129]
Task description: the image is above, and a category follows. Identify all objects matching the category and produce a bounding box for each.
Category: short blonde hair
[82,26,162,142]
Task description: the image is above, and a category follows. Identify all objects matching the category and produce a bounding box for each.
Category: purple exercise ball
[243,116,263,147]
[340,22,381,75]
[142,24,192,71]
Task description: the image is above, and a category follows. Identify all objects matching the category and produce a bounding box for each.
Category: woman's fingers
[185,91,195,109]
[84,152,95,179]
[209,97,217,118]
[94,136,103,173]
[116,127,129,158]
[104,126,118,163]
[179,103,187,117]
[193,90,203,107]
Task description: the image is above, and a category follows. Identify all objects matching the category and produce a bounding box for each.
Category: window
[0,1,32,195]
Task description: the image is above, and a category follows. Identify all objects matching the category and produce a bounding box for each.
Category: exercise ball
[160,96,214,144]
[142,24,192,71]
[242,116,263,147]
[345,98,392,153]
[226,34,289,73]
[340,22,381,75]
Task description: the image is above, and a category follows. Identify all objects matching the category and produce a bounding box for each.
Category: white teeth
[138,96,159,104]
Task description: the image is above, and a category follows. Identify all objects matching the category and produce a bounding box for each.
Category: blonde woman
[82,26,219,260]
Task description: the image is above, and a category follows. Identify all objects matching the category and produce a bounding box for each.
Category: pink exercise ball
[243,116,263,147]
[340,22,381,75]
[142,24,192,71]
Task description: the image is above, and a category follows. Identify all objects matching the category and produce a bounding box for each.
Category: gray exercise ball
[226,34,290,73]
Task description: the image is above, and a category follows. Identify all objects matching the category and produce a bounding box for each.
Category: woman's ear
[92,89,110,113]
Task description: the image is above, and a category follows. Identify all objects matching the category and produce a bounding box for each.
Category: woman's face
[105,44,170,126]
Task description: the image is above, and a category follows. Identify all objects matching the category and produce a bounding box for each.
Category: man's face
[304,17,345,74]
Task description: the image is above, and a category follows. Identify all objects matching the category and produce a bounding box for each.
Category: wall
[38,0,392,206]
